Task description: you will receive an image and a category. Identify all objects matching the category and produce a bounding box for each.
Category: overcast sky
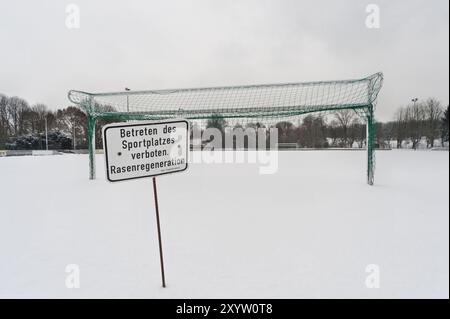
[0,0,448,121]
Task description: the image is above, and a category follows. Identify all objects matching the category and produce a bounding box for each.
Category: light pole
[411,98,419,150]
[73,125,76,150]
[44,115,48,151]
[125,87,130,113]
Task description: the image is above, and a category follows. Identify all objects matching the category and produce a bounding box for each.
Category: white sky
[0,0,448,121]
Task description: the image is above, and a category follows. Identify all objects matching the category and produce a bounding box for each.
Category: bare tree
[334,110,356,147]
[7,96,30,136]
[0,95,10,147]
[275,121,296,144]
[406,102,426,150]
[393,108,408,148]
[381,121,395,148]
[442,105,449,145]
[30,103,50,134]
[347,118,364,148]
[327,120,343,147]
[297,115,327,148]
[351,121,366,148]
[423,98,443,148]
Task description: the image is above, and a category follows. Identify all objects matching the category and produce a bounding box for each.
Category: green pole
[367,106,375,185]
[87,114,96,180]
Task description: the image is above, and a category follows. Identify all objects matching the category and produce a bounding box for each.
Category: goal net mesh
[68,73,383,184]
[68,73,382,124]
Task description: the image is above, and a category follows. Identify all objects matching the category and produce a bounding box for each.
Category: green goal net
[68,72,383,184]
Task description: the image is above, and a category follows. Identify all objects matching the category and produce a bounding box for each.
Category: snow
[0,150,448,298]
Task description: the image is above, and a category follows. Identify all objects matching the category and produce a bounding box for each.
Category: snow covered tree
[5,131,72,150]
[56,106,87,149]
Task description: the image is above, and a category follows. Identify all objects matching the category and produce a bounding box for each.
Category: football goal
[68,72,383,185]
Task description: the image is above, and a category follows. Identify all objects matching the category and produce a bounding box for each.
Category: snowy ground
[0,150,448,299]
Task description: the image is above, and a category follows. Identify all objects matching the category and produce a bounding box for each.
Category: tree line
[206,98,449,149]
[391,98,448,149]
[1,92,448,150]
[0,94,116,150]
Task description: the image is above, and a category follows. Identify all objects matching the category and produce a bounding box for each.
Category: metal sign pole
[152,177,166,288]
[102,120,190,287]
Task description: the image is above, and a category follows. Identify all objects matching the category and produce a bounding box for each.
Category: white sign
[102,119,189,182]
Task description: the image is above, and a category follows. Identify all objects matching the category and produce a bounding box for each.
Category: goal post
[87,114,96,180]
[367,105,375,186]
[68,73,383,184]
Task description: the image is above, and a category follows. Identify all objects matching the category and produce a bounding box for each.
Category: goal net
[68,72,383,184]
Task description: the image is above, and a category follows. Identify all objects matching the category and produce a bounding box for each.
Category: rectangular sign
[102,119,189,182]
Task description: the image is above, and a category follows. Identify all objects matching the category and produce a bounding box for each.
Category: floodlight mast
[125,87,130,113]
[44,116,48,151]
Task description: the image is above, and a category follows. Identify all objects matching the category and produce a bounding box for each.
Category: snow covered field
[0,150,448,299]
